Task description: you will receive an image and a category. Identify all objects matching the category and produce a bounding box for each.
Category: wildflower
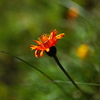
[76,44,89,60]
[67,6,79,20]
[30,29,65,58]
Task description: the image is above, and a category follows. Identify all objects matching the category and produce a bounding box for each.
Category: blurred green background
[0,0,100,100]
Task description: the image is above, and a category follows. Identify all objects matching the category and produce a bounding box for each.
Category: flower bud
[46,46,57,57]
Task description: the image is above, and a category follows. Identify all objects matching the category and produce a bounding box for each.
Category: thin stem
[47,80,100,86]
[53,55,90,100]
[0,51,73,98]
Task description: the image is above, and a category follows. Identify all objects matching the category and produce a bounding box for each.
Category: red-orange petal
[35,50,39,58]
[30,45,37,50]
[49,29,57,40]
[34,40,42,45]
[40,34,48,42]
[40,50,44,57]
[56,33,65,39]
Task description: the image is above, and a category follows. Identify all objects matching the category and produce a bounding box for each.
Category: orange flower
[67,6,79,21]
[30,29,65,58]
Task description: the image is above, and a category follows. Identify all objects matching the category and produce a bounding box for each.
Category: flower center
[39,34,49,42]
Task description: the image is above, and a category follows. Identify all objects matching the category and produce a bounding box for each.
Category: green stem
[0,51,72,98]
[53,55,90,100]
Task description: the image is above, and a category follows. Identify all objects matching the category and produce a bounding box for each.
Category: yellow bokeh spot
[76,44,89,60]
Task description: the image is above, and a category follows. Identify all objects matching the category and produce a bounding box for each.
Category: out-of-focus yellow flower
[76,44,89,60]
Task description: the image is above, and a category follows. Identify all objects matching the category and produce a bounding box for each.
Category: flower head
[30,29,65,58]
[76,44,89,60]
[67,6,79,21]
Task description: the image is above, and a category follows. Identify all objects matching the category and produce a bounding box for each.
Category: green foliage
[0,0,100,100]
